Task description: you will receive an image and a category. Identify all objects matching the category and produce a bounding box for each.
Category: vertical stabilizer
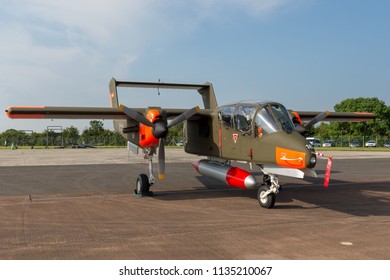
[109,78,126,137]
[198,82,218,109]
[109,78,119,108]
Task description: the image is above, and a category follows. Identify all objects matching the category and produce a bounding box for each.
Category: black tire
[257,185,276,209]
[135,174,150,195]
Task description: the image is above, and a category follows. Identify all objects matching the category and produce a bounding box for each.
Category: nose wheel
[134,149,155,197]
[257,173,280,209]
[257,185,276,208]
[135,174,153,196]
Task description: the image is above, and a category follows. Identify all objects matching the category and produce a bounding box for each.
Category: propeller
[304,111,330,130]
[119,105,154,127]
[295,111,330,135]
[119,105,200,179]
[167,107,200,127]
[158,138,165,178]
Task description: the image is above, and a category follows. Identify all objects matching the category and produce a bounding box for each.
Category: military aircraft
[5,78,376,208]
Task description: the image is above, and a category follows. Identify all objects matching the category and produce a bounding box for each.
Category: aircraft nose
[275,146,317,170]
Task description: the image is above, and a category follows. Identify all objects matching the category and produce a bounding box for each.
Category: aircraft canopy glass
[255,104,295,135]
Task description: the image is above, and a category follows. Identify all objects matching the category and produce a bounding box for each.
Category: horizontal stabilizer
[115,80,208,90]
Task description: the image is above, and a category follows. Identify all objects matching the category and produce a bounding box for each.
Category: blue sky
[1,0,389,132]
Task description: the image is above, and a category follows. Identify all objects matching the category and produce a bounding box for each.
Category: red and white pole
[316,153,333,187]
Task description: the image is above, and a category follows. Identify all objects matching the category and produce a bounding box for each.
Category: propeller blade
[168,106,200,128]
[119,105,154,127]
[304,111,330,130]
[158,138,165,179]
[294,124,307,134]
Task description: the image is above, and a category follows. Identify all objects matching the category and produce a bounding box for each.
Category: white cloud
[0,0,302,131]
[10,0,154,44]
[229,0,290,14]
[1,1,150,103]
[190,0,304,20]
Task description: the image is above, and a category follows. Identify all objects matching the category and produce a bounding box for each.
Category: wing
[290,110,377,134]
[295,111,376,122]
[6,106,127,119]
[5,78,215,121]
[5,106,212,120]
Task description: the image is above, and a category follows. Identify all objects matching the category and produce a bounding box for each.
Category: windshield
[255,104,295,135]
[270,104,295,133]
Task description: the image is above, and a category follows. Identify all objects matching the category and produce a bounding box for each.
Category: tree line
[0,120,184,148]
[1,97,388,148]
[0,120,127,148]
[307,97,389,145]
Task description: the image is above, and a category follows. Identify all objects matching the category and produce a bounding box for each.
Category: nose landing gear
[134,148,155,197]
[257,173,280,209]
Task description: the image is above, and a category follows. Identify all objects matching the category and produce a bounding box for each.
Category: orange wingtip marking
[353,112,373,115]
[6,106,45,119]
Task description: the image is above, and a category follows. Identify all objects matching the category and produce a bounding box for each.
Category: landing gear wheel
[257,185,276,209]
[135,174,153,197]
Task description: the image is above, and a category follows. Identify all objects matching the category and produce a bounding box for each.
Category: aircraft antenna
[157,79,161,95]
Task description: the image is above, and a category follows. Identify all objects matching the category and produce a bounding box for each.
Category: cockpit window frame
[269,104,295,134]
[219,102,295,137]
[254,106,280,136]
[233,105,257,135]
[218,106,235,129]
[254,103,295,137]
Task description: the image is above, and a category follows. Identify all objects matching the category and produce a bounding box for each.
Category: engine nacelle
[139,109,161,148]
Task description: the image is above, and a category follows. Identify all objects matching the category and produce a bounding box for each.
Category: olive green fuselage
[184,103,316,169]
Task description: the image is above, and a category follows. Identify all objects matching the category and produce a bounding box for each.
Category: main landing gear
[257,173,280,209]
[134,148,155,197]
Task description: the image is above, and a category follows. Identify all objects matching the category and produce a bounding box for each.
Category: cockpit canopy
[218,102,295,136]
